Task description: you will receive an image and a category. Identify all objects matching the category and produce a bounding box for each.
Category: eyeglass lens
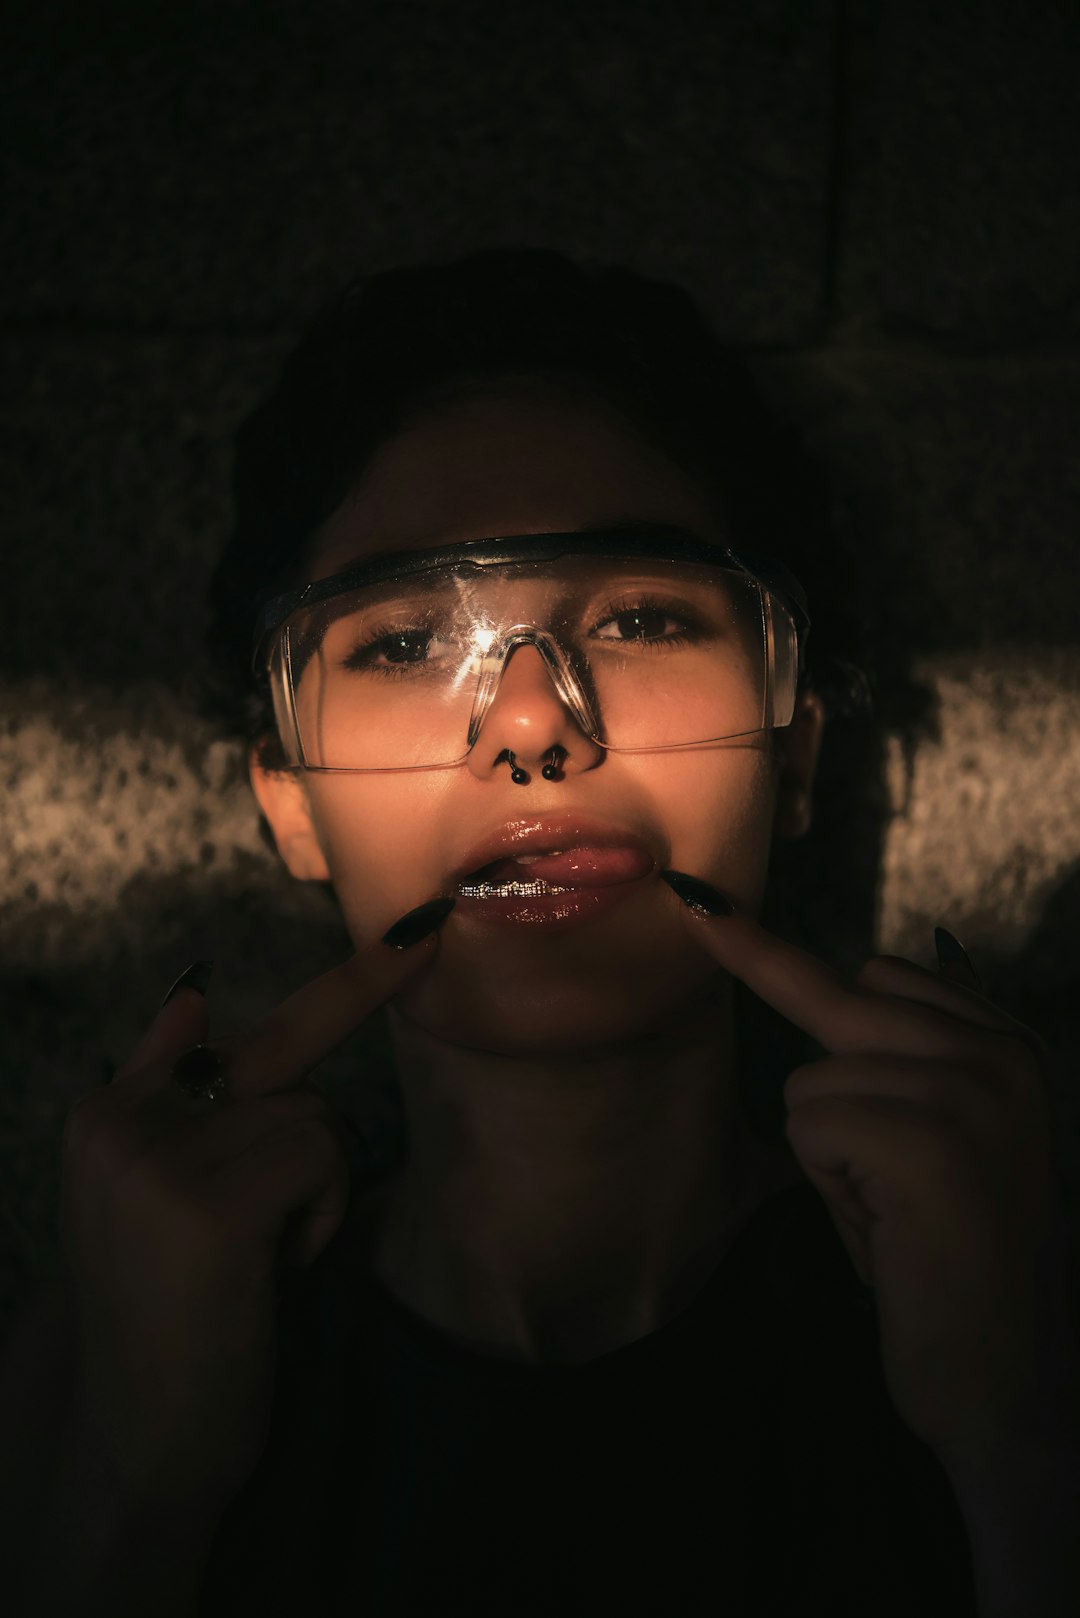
[272,555,797,769]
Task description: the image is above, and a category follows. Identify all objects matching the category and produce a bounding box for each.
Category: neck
[354,981,801,1365]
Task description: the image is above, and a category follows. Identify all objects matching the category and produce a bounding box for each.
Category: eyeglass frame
[249,523,813,771]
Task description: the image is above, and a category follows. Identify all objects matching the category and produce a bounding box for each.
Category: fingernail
[381,896,456,950]
[659,870,736,917]
[934,926,981,992]
[161,959,214,1009]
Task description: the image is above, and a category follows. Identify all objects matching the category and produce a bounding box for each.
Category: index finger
[665,882,1026,1061]
[146,897,453,1102]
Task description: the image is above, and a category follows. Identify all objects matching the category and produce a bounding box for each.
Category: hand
[669,888,1077,1472]
[55,917,448,1524]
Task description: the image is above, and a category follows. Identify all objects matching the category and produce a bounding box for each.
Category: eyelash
[340,594,703,677]
[591,594,700,648]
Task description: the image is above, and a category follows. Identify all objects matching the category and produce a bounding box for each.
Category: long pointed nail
[161,959,214,1008]
[382,896,456,950]
[659,870,735,917]
[934,926,981,992]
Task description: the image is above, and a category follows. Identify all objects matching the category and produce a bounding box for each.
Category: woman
[10,250,1077,1616]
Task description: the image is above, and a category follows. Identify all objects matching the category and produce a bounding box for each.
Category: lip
[449,814,662,889]
[453,879,655,933]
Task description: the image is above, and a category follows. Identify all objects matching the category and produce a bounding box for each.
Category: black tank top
[198,1177,978,1617]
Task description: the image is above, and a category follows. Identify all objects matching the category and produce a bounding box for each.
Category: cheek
[305,778,445,942]
[642,748,778,893]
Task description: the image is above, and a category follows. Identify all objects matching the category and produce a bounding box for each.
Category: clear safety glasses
[249,524,811,773]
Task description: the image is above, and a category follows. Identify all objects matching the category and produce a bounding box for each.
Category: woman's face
[253,379,824,1058]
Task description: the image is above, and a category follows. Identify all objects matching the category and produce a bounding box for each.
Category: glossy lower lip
[452,871,654,931]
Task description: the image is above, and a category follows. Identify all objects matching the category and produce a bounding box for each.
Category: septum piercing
[506,748,562,784]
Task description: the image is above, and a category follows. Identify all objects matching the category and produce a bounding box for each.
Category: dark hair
[196,247,873,811]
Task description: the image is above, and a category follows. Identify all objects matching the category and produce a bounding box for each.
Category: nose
[465,642,604,784]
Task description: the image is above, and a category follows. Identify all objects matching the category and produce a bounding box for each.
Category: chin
[392,960,721,1061]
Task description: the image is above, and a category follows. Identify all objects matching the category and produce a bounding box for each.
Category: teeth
[457,877,572,899]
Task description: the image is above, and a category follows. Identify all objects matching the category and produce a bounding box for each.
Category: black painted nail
[659,870,736,917]
[161,959,214,1009]
[934,926,981,992]
[381,896,456,950]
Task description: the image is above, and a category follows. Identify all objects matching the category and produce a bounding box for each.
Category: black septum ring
[506,748,563,784]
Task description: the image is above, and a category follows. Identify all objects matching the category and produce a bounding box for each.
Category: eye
[590,598,697,646]
[341,623,462,675]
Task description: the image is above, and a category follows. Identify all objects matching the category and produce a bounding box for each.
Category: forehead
[305,382,724,582]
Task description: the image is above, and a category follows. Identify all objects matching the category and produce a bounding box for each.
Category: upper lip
[450,815,662,887]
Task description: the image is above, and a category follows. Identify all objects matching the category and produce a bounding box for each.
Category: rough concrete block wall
[3,0,1079,1332]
